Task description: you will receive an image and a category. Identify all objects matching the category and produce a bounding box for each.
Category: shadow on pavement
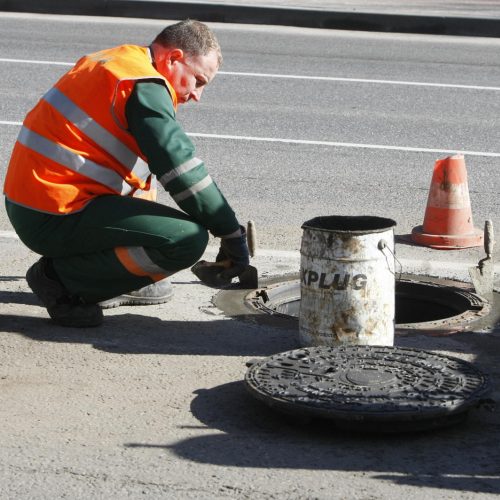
[0,311,299,357]
[126,380,500,495]
[0,289,38,306]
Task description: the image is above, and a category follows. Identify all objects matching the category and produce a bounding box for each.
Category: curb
[1,0,500,37]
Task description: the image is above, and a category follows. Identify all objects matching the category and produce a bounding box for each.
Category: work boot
[99,278,174,309]
[26,258,103,328]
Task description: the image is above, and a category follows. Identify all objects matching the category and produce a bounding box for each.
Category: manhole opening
[396,280,482,323]
[249,277,489,327]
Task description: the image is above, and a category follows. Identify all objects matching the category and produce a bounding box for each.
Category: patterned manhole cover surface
[245,345,491,432]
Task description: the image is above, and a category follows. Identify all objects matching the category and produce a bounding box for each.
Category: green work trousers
[5,196,208,303]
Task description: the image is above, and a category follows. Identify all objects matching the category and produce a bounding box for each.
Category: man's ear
[168,48,184,65]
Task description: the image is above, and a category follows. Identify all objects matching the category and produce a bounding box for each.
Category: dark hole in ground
[257,279,483,325]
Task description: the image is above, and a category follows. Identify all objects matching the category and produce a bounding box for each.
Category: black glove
[216,225,250,281]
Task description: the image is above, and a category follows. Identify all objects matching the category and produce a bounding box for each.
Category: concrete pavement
[1,226,500,498]
[1,0,500,37]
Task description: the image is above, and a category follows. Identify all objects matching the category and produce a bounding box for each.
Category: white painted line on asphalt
[220,71,500,92]
[0,58,71,66]
[189,132,500,158]
[1,120,498,157]
[1,58,500,92]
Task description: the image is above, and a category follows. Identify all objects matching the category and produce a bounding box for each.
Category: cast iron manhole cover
[245,345,492,432]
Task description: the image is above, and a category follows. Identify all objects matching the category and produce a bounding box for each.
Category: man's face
[155,47,219,104]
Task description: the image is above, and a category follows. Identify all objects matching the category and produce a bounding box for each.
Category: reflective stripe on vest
[17,126,132,195]
[43,87,150,184]
[115,246,169,281]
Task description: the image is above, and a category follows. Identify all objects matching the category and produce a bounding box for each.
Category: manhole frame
[213,273,499,336]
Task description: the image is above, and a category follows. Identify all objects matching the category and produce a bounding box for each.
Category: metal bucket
[299,215,397,347]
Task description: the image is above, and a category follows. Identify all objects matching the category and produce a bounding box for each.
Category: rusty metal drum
[299,216,397,347]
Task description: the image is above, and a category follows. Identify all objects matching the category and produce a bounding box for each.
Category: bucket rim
[302,215,397,234]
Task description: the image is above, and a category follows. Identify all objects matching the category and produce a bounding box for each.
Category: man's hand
[215,225,250,281]
[191,225,254,288]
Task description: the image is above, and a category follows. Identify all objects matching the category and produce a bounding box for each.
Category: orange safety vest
[4,45,178,214]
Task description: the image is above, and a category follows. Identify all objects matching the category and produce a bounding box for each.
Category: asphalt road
[1,13,500,499]
[1,13,499,259]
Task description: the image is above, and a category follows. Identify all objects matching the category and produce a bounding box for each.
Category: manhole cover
[245,345,492,432]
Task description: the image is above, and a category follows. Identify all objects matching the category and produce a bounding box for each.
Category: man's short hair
[153,19,222,67]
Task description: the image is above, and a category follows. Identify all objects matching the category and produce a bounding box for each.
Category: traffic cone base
[411,224,483,250]
[411,154,483,250]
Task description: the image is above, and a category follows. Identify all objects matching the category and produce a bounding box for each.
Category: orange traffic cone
[411,154,483,249]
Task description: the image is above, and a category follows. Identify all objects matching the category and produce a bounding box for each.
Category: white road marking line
[220,71,500,91]
[1,58,499,91]
[189,132,500,158]
[1,121,498,157]
[0,58,71,66]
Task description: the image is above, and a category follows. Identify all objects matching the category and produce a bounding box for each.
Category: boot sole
[99,291,174,309]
